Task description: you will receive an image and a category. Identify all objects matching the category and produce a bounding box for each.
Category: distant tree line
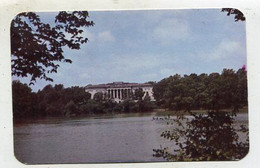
[153,68,247,113]
[12,82,155,120]
[13,68,247,120]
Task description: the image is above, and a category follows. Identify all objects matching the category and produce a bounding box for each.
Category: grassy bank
[153,106,248,116]
[14,106,248,125]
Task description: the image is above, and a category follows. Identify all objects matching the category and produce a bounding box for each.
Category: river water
[13,112,248,164]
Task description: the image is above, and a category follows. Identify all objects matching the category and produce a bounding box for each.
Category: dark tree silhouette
[153,112,249,161]
[222,8,246,21]
[11,11,94,84]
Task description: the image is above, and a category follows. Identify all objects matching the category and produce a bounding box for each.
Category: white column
[113,89,116,98]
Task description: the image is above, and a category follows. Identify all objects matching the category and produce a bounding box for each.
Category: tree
[153,111,249,161]
[64,100,77,116]
[141,93,155,112]
[153,76,176,105]
[34,84,92,117]
[235,68,248,108]
[64,86,91,104]
[152,68,248,161]
[93,92,104,102]
[12,80,38,119]
[134,88,144,101]
[153,68,247,112]
[36,84,65,116]
[222,8,246,22]
[11,11,94,84]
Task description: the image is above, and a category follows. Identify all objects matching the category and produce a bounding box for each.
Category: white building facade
[85,82,155,103]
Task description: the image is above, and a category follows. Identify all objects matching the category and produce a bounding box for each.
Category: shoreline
[13,107,248,125]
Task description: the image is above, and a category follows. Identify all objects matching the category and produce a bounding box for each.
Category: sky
[13,9,247,92]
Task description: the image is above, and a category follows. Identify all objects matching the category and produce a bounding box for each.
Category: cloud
[200,39,242,61]
[97,31,115,42]
[152,18,190,45]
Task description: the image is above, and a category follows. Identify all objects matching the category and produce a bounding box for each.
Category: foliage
[222,8,246,22]
[12,82,155,119]
[152,68,248,161]
[13,82,92,119]
[93,92,104,102]
[11,11,94,84]
[64,100,77,116]
[13,68,247,119]
[12,80,38,119]
[134,88,145,101]
[153,111,249,161]
[153,68,247,113]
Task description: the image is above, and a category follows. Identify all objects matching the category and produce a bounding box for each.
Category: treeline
[13,68,247,120]
[12,82,155,119]
[153,68,247,112]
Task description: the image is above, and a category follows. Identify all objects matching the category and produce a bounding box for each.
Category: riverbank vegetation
[153,111,249,161]
[153,68,247,113]
[13,67,247,120]
[12,81,156,120]
[151,68,249,161]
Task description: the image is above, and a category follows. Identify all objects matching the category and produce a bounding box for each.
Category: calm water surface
[14,112,248,164]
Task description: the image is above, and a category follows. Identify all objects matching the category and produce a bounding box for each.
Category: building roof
[85,82,152,89]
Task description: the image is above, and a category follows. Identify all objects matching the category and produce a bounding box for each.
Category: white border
[1,0,260,168]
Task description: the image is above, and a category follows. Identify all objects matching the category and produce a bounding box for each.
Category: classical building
[85,82,154,103]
